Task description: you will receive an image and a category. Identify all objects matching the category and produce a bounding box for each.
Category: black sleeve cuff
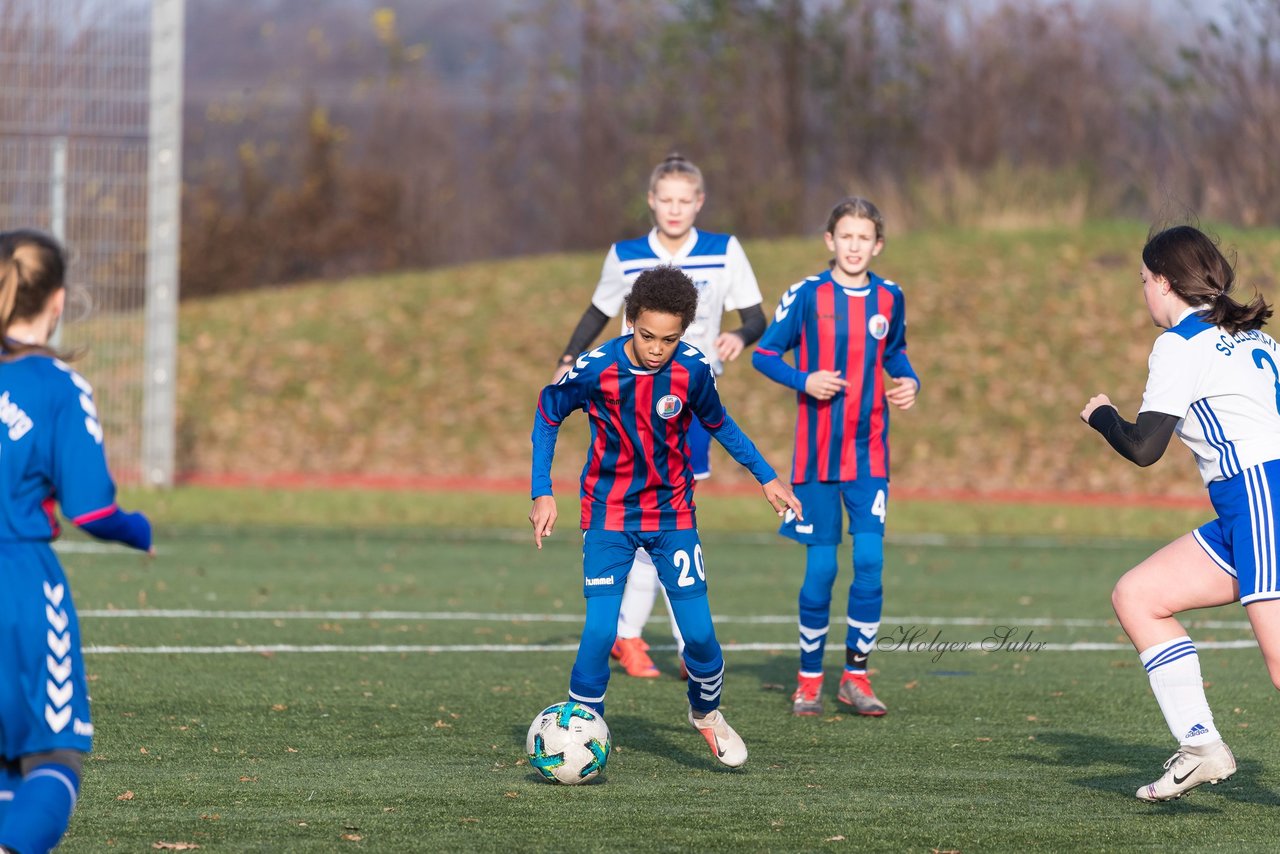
[561,305,611,361]
[728,303,766,347]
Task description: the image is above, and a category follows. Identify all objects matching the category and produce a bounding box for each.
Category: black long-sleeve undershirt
[560,305,611,361]
[728,303,766,347]
[558,303,767,362]
[1087,406,1179,467]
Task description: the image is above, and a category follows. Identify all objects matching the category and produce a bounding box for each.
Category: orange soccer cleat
[611,636,661,678]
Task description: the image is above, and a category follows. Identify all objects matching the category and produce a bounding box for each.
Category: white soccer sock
[616,550,659,639]
[1139,636,1221,747]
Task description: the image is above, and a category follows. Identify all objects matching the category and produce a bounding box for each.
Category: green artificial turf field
[52,521,1279,852]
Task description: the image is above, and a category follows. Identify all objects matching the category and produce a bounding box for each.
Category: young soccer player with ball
[553,153,766,680]
[0,230,154,851]
[531,265,800,768]
[753,197,919,717]
[1081,224,1280,801]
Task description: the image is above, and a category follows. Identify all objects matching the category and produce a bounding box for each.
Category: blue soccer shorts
[582,528,709,601]
[779,479,888,545]
[1193,459,1280,606]
[688,418,712,481]
[0,543,93,760]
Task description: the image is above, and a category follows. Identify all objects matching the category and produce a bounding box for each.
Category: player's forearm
[752,348,807,392]
[75,505,152,551]
[727,304,766,347]
[530,415,560,497]
[1088,406,1178,467]
[885,352,919,389]
[560,305,611,362]
[705,412,777,484]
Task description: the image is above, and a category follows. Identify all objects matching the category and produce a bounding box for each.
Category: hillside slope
[176,221,1280,498]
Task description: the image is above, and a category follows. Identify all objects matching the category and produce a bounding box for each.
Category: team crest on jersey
[868,314,890,340]
[656,394,683,419]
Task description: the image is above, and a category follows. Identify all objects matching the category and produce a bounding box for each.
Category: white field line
[411,528,1160,550]
[82,639,1261,655]
[75,609,1256,632]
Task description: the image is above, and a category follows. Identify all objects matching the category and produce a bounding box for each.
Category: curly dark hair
[624,265,698,329]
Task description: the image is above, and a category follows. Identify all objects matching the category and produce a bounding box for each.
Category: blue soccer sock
[569,595,623,716]
[0,760,21,825]
[798,544,838,673]
[667,595,724,713]
[845,534,884,673]
[0,763,80,854]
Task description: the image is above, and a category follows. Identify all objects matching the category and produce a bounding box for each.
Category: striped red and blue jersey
[753,270,917,484]
[532,335,776,531]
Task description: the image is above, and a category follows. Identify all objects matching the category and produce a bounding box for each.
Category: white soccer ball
[525,701,611,785]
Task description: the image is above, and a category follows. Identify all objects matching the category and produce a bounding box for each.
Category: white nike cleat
[1136,740,1236,802]
[688,708,748,768]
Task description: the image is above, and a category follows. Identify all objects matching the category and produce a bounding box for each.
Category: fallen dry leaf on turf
[931,849,961,854]
[825,836,846,842]
[152,843,200,851]
[239,776,258,782]
[342,834,362,842]
[271,704,288,712]
[434,720,452,728]
[976,737,992,742]
[117,791,135,801]
[904,681,919,690]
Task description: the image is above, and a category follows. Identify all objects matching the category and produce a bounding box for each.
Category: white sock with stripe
[1139,636,1220,747]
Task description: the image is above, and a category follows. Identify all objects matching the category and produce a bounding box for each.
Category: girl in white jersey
[1081,224,1278,802]
[553,154,766,679]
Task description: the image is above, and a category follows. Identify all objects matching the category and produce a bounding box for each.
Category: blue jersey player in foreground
[1082,225,1280,801]
[530,265,801,768]
[0,230,152,852]
[753,197,919,717]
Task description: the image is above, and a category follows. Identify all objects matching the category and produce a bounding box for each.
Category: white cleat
[688,708,748,768]
[1136,740,1236,802]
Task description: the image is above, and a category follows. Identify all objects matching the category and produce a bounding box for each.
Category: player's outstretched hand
[1079,393,1112,424]
[715,331,746,363]
[886,376,918,410]
[804,370,849,401]
[761,478,803,521]
[529,495,558,549]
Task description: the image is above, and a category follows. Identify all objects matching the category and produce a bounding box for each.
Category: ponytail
[1205,289,1273,337]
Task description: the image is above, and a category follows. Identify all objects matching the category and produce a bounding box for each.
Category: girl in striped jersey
[1082,225,1280,801]
[753,198,919,717]
[553,154,767,680]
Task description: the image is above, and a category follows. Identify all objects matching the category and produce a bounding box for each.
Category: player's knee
[20,749,84,778]
[852,537,884,576]
[1110,574,1147,620]
[798,589,831,614]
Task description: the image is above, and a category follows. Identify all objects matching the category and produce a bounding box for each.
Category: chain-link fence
[0,0,181,485]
